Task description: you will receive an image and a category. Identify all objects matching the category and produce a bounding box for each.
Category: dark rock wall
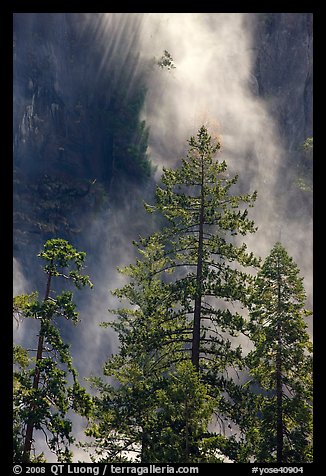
[13,13,152,253]
[251,12,313,216]
[253,12,313,159]
[13,13,313,255]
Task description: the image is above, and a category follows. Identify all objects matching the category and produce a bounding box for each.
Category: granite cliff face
[13,13,151,252]
[14,13,150,180]
[13,13,313,256]
[247,12,313,220]
[254,13,312,155]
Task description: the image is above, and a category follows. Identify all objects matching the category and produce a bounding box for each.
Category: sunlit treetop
[38,238,93,289]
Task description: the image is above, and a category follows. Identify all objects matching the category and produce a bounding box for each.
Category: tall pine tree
[247,242,313,462]
[142,125,259,372]
[86,126,259,462]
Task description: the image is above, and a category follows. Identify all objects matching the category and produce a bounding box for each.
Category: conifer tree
[86,126,259,462]
[246,242,313,462]
[141,126,259,372]
[13,239,93,463]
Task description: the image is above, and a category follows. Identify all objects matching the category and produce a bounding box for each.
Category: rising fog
[13,13,313,461]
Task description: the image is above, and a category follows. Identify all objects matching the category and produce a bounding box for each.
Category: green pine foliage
[13,129,313,464]
[86,126,260,462]
[85,361,218,463]
[13,239,93,463]
[246,243,313,462]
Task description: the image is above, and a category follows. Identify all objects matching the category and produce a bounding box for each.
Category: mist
[13,13,312,462]
[137,12,312,311]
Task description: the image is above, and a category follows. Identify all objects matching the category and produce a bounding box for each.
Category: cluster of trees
[13,127,312,463]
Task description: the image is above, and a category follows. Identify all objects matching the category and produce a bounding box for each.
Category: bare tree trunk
[140,430,148,463]
[276,322,283,463]
[192,157,204,371]
[184,400,190,463]
[276,256,283,463]
[22,273,52,463]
